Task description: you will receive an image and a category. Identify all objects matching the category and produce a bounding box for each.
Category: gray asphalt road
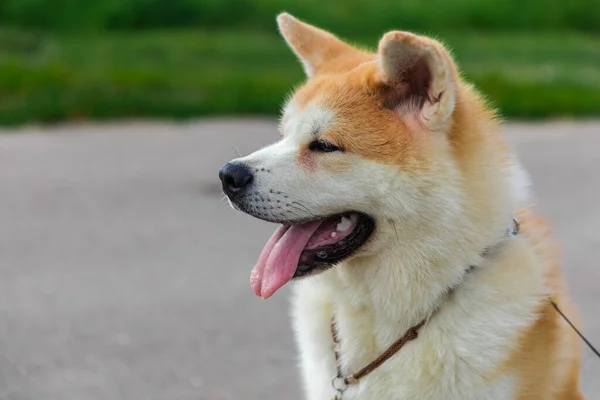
[0,119,599,400]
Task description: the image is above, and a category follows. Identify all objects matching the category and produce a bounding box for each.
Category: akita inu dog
[219,13,584,400]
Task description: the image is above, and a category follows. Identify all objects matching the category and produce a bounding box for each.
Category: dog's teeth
[331,232,337,238]
[337,216,352,232]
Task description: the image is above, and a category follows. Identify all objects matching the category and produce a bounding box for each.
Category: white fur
[506,156,532,207]
[281,101,333,138]
[229,100,547,399]
[292,235,544,400]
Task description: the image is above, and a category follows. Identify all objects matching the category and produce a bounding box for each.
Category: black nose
[219,162,254,195]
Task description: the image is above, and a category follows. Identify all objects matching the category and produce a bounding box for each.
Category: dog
[219,13,584,400]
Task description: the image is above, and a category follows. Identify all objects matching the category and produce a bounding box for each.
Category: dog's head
[220,14,506,299]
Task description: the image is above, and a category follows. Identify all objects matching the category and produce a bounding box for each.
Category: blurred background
[1,1,599,400]
[0,0,599,125]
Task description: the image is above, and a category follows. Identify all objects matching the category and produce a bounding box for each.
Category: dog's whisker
[286,208,303,218]
[291,201,311,214]
[392,220,400,243]
[288,203,309,215]
[276,191,310,214]
[232,146,242,158]
[288,200,311,215]
[287,202,305,212]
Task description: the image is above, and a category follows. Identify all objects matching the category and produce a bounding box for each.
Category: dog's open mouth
[250,212,374,299]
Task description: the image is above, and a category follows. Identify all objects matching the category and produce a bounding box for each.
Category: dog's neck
[326,238,474,342]
[322,209,516,359]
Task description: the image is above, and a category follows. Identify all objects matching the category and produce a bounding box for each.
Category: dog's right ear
[376,32,458,131]
[276,13,366,77]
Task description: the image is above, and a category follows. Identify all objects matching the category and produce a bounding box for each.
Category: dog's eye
[308,139,342,153]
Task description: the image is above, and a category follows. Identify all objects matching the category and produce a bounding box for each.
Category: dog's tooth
[337,216,351,231]
[331,232,337,238]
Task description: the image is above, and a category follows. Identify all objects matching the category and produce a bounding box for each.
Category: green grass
[1,28,600,125]
[1,0,599,33]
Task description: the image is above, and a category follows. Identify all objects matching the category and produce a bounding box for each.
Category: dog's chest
[329,322,518,400]
[292,245,542,400]
[334,355,517,400]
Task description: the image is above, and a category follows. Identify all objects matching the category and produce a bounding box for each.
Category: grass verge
[1,28,599,125]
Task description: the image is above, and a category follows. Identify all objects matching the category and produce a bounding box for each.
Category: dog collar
[329,216,520,399]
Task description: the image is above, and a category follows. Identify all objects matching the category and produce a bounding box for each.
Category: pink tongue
[250,220,323,299]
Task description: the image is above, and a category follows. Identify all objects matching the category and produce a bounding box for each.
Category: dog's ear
[277,13,367,77]
[376,32,458,131]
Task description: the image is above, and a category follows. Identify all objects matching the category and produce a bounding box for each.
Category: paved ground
[0,119,599,400]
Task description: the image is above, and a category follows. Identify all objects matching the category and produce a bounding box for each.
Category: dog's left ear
[377,32,458,131]
[277,13,368,77]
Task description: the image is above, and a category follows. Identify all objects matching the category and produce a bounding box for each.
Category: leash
[550,298,600,358]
